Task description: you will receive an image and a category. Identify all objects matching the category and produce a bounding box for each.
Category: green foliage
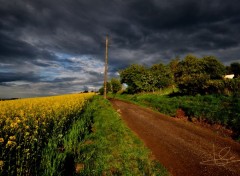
[110,78,122,94]
[230,62,240,77]
[195,77,240,96]
[118,54,238,96]
[99,82,111,95]
[175,55,207,95]
[150,64,173,89]
[40,96,168,175]
[168,57,180,87]
[205,79,225,94]
[178,73,210,95]
[119,64,147,93]
[77,96,168,175]
[202,56,226,79]
[99,87,104,95]
[227,97,240,137]
[40,100,94,175]
[224,78,240,96]
[175,55,227,95]
[120,64,173,94]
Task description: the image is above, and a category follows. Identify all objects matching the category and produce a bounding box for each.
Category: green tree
[230,62,240,78]
[202,56,226,79]
[150,64,173,91]
[111,78,122,94]
[99,82,111,95]
[175,55,227,95]
[175,55,209,95]
[169,57,180,82]
[225,65,232,74]
[119,64,147,93]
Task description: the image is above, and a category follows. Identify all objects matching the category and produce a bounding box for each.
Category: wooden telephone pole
[104,35,109,99]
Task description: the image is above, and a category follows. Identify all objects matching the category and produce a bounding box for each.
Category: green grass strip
[77,96,168,176]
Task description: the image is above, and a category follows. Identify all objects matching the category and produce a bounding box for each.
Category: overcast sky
[1,0,240,98]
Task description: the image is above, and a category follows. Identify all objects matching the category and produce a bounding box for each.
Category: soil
[110,99,240,176]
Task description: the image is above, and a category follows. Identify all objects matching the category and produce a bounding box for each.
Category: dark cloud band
[0,0,240,97]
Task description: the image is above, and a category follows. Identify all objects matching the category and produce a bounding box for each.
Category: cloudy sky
[1,0,240,98]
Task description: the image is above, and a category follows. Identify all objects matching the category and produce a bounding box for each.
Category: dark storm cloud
[0,32,57,64]
[0,33,36,59]
[1,0,240,61]
[1,0,240,97]
[0,71,42,83]
[128,0,240,30]
[116,0,240,57]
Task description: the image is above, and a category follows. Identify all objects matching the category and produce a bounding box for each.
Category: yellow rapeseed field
[0,93,94,175]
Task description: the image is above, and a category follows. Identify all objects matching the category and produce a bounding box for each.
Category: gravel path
[110,99,240,176]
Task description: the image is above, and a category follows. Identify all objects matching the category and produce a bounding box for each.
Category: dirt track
[110,99,240,176]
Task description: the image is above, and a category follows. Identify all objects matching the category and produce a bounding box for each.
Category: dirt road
[110,99,240,176]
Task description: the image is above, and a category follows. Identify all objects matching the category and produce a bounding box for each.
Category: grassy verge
[40,96,168,175]
[77,96,168,175]
[110,93,240,140]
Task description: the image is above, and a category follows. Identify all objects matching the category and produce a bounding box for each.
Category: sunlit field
[0,93,94,175]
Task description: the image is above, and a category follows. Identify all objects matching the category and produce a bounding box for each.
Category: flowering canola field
[0,93,94,175]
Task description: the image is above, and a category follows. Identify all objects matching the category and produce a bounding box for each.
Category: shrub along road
[110,99,240,176]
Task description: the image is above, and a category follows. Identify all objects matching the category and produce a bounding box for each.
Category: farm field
[0,94,167,175]
[0,93,94,175]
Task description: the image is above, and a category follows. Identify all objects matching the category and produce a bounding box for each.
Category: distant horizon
[0,54,238,98]
[0,90,98,99]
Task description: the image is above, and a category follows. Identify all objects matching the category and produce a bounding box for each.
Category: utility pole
[104,35,109,99]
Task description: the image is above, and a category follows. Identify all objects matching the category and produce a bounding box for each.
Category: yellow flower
[9,136,16,141]
[0,138,4,143]
[0,160,4,169]
[10,122,18,128]
[19,110,24,117]
[6,140,16,148]
[15,117,21,123]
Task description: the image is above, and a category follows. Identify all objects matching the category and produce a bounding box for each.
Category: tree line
[118,54,240,95]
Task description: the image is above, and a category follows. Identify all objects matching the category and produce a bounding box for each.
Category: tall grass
[76,96,168,176]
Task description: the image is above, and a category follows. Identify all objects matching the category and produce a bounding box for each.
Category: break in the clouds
[1,0,240,97]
